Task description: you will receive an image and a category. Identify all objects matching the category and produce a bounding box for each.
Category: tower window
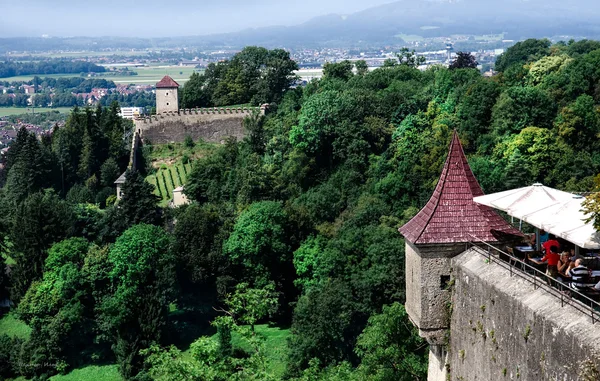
[166,92,169,96]
[440,275,451,290]
[167,102,169,106]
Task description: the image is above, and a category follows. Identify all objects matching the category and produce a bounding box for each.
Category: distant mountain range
[203,0,600,46]
[2,0,600,52]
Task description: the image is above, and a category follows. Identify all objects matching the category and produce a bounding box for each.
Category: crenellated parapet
[133,106,264,144]
[134,106,262,124]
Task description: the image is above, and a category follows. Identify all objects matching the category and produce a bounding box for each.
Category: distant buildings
[119,107,145,120]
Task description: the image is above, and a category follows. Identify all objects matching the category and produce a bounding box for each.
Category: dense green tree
[16,238,91,377]
[117,169,161,227]
[355,60,369,76]
[9,191,75,302]
[4,129,57,203]
[287,279,362,375]
[323,61,354,81]
[495,38,551,72]
[355,303,427,380]
[224,201,293,288]
[491,86,556,135]
[100,158,121,187]
[100,224,176,379]
[173,203,225,288]
[555,94,600,150]
[188,47,298,107]
[181,72,209,108]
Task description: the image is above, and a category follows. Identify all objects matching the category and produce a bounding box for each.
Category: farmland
[0,65,201,85]
[0,107,73,117]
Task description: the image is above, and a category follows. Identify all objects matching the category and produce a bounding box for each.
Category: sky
[1,0,395,38]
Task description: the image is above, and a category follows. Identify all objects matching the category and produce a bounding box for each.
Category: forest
[1,38,600,381]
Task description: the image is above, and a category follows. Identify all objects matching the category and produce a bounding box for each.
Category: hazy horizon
[1,0,395,38]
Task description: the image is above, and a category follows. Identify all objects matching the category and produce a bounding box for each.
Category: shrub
[184,135,194,148]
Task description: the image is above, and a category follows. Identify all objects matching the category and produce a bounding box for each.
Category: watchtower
[399,131,520,380]
[155,75,179,113]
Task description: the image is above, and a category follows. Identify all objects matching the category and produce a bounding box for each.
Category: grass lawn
[103,66,201,85]
[0,313,32,340]
[0,107,72,117]
[227,324,290,378]
[49,365,122,381]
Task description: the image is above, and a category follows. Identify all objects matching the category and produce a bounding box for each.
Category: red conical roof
[156,75,180,88]
[399,130,522,244]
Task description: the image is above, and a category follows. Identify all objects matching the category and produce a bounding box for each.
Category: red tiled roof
[156,76,180,88]
[399,130,522,244]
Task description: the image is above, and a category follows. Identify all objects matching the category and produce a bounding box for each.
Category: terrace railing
[466,233,600,324]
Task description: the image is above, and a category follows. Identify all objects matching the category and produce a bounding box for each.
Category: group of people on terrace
[516,230,600,296]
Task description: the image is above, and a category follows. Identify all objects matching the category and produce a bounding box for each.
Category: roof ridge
[411,130,457,243]
[399,130,521,244]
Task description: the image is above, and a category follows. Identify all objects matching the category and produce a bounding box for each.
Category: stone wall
[135,107,260,144]
[446,248,600,381]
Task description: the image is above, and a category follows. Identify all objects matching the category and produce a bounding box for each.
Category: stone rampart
[443,248,600,381]
[134,107,260,144]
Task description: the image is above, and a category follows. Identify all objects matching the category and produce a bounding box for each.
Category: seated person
[568,259,590,291]
[569,248,583,262]
[530,245,560,278]
[557,251,572,279]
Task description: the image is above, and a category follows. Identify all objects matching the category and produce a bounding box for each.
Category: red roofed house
[398,130,521,376]
[155,75,179,114]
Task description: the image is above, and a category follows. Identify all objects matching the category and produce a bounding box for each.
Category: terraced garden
[143,140,216,206]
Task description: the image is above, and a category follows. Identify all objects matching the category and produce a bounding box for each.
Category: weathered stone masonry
[135,107,262,144]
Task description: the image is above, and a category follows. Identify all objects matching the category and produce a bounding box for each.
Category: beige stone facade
[156,87,179,113]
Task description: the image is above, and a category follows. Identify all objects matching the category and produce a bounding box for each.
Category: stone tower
[398,130,521,381]
[155,75,180,113]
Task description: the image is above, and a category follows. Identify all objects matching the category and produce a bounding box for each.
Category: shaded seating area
[473,184,600,303]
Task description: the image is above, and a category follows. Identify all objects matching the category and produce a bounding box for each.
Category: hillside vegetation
[2,41,600,381]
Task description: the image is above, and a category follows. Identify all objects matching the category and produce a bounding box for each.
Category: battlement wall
[441,248,600,380]
[134,107,262,144]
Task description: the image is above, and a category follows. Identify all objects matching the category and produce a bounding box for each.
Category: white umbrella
[474,184,600,250]
[520,196,600,249]
[473,183,574,220]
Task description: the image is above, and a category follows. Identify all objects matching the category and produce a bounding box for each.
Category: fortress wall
[446,248,600,381]
[135,108,258,144]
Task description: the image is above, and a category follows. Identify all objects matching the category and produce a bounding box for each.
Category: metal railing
[466,233,600,324]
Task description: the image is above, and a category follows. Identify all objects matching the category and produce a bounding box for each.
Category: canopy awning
[473,184,600,249]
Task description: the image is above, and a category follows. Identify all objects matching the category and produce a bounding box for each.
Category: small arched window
[166,92,169,96]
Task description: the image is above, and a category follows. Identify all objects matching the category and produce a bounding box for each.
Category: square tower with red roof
[155,75,180,113]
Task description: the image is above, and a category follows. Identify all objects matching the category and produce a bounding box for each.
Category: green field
[229,324,290,377]
[8,50,153,59]
[49,365,122,381]
[0,107,73,117]
[395,33,425,42]
[0,66,201,85]
[179,323,290,378]
[0,313,32,340]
